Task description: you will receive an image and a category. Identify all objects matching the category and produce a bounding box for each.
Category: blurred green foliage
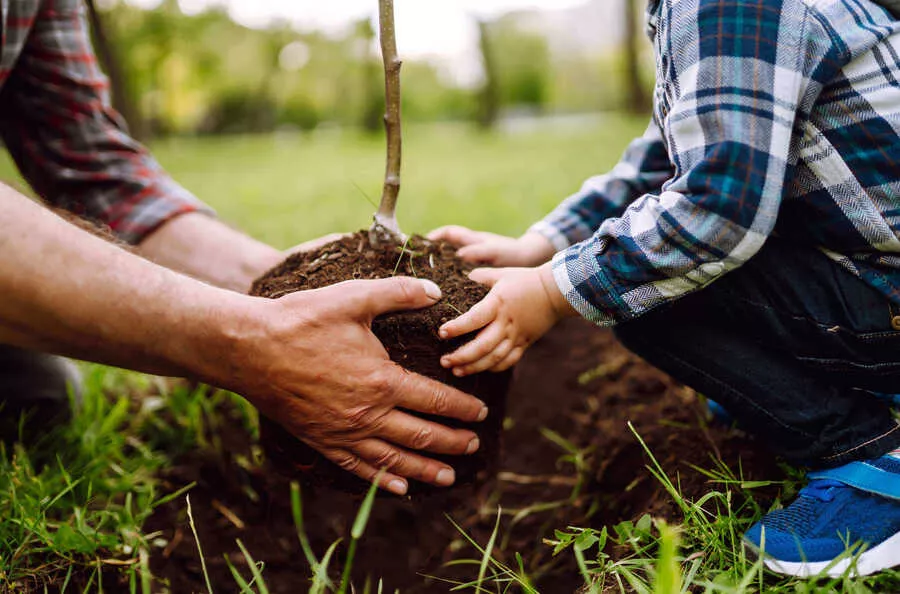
[0,117,648,247]
[94,0,652,137]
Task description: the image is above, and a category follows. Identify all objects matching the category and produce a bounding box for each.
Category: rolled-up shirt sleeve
[551,0,835,326]
[529,122,674,252]
[0,0,212,244]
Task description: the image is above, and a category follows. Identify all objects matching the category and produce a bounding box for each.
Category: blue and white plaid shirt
[532,0,900,326]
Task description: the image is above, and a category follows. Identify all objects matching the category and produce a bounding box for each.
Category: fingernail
[441,357,451,368]
[422,280,442,301]
[477,406,489,422]
[389,479,408,495]
[436,468,455,486]
[439,328,449,339]
[466,437,480,454]
[453,368,464,377]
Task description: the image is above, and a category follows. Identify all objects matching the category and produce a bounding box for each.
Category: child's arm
[439,264,577,376]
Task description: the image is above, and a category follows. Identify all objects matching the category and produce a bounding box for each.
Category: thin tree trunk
[623,0,650,114]
[85,0,145,140]
[370,0,404,242]
[476,19,500,131]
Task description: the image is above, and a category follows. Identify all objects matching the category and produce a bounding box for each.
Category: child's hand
[439,264,575,376]
[428,226,555,268]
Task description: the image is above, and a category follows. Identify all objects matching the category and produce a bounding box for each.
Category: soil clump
[250,231,511,496]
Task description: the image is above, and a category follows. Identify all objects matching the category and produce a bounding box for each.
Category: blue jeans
[614,237,900,468]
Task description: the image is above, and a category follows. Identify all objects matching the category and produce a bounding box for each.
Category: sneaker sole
[743,532,900,578]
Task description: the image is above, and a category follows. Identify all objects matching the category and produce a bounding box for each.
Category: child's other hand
[439,264,575,376]
[427,226,555,268]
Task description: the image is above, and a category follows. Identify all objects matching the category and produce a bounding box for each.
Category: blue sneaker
[744,462,900,577]
[706,399,734,425]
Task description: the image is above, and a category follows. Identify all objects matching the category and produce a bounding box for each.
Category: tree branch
[371,0,404,242]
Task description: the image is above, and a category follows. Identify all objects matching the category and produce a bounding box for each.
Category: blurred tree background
[87,0,654,139]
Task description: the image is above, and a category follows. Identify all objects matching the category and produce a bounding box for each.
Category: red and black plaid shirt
[0,0,209,244]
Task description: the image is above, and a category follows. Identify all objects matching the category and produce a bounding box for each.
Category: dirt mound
[146,319,785,593]
[250,232,510,497]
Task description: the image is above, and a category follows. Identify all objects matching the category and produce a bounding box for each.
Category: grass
[4,117,899,592]
[0,117,646,248]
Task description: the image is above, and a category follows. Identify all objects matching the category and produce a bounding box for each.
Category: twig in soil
[445,302,464,315]
[211,499,246,530]
[162,527,184,559]
[186,495,215,594]
[577,355,630,386]
[498,472,579,487]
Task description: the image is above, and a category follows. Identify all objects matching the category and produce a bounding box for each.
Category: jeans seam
[823,422,900,462]
[625,334,817,439]
[718,291,899,338]
[797,356,900,373]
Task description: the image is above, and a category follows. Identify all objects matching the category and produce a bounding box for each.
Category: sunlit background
[88,0,651,137]
[0,0,653,246]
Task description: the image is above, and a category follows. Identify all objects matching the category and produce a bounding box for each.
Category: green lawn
[156,118,645,248]
[0,116,647,249]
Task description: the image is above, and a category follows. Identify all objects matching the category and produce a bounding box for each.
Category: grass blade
[339,469,385,594]
[290,481,320,570]
[186,495,215,594]
[477,507,502,589]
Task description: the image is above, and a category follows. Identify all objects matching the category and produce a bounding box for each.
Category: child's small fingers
[441,323,507,368]
[440,298,498,339]
[469,268,504,288]
[457,245,496,264]
[492,346,525,373]
[452,339,514,377]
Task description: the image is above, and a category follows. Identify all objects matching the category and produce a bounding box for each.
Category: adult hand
[221,277,488,496]
[428,226,555,268]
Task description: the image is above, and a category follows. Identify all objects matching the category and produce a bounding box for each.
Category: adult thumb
[344,277,443,319]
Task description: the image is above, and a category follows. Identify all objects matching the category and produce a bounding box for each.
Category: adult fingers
[376,409,480,456]
[389,368,488,423]
[320,447,410,495]
[354,439,458,487]
[453,339,515,377]
[337,277,443,320]
[439,297,499,339]
[427,225,483,246]
[442,322,507,368]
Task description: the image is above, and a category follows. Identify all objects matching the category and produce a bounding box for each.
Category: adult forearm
[138,213,284,293]
[0,185,244,377]
[0,185,496,493]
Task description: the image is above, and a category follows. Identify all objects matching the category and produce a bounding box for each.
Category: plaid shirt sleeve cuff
[104,180,215,245]
[528,219,574,252]
[551,243,629,327]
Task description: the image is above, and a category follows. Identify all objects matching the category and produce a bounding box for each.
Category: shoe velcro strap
[808,461,900,501]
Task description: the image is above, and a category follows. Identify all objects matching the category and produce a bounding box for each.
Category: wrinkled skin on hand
[225,276,488,496]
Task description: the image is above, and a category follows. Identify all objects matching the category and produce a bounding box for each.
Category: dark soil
[249,231,510,497]
[146,316,789,593]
